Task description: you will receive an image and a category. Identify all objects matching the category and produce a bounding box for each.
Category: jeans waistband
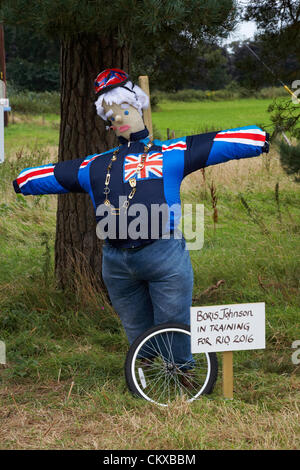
[105,230,176,251]
[121,240,155,251]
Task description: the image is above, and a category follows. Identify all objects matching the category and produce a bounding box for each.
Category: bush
[258,87,287,99]
[152,86,286,102]
[153,89,207,102]
[150,94,159,111]
[9,90,60,114]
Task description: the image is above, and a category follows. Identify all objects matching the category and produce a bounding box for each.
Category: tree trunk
[55,33,129,291]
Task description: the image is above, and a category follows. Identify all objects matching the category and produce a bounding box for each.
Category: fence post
[223,351,234,399]
[138,75,153,138]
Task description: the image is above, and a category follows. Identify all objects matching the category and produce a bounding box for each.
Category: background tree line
[4,2,299,94]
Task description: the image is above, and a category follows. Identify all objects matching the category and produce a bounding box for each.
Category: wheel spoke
[153,334,169,362]
[156,369,171,403]
[138,341,159,358]
[161,331,175,364]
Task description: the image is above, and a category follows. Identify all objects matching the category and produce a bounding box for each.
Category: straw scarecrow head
[94,68,149,140]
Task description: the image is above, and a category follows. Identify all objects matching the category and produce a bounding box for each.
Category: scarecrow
[13,69,269,382]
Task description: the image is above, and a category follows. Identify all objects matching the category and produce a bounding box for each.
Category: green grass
[4,115,59,154]
[152,98,275,138]
[0,101,299,450]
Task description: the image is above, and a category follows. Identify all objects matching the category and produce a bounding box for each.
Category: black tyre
[125,323,218,406]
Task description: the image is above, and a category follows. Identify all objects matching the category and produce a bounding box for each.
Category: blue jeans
[102,231,194,367]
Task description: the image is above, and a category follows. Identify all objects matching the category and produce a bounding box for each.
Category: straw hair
[95,81,149,121]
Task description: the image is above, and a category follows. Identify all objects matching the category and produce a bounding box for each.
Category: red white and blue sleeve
[12,156,90,196]
[183,125,269,176]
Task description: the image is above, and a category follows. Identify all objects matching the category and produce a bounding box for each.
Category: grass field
[0,99,299,450]
[5,97,278,151]
[4,114,59,154]
[152,98,276,138]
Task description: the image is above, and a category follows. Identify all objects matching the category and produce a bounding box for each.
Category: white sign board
[0,80,9,164]
[190,302,265,353]
[0,340,6,364]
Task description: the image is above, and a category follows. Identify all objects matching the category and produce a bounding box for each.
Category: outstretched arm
[13,156,90,195]
[183,125,269,177]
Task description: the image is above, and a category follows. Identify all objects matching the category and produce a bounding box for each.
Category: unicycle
[125,323,218,406]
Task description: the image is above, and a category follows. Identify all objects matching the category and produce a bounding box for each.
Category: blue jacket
[13,126,269,248]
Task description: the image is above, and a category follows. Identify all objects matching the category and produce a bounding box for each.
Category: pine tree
[279,142,300,182]
[268,98,300,181]
[0,0,237,290]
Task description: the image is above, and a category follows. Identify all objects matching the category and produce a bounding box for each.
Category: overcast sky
[223,20,257,45]
[221,0,258,44]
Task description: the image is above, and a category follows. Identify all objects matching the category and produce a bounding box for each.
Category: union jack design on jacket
[124,152,163,181]
[13,125,269,248]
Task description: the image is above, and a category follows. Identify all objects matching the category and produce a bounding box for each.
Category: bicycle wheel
[125,323,218,406]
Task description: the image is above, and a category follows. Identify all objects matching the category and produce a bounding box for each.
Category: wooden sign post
[222,351,234,399]
[190,302,266,399]
[138,75,153,138]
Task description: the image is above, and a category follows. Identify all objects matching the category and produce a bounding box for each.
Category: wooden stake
[138,75,153,138]
[222,351,234,399]
[65,381,74,402]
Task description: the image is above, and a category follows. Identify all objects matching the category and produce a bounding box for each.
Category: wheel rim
[130,327,211,406]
